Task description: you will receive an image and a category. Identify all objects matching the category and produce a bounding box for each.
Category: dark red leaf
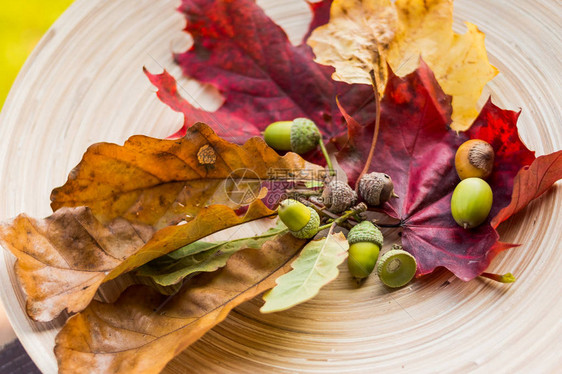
[491,151,562,228]
[303,0,334,42]
[144,68,221,139]
[146,0,353,157]
[338,60,452,189]
[337,61,562,280]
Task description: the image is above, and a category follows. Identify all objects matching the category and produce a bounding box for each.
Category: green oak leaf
[137,221,289,286]
[261,232,349,313]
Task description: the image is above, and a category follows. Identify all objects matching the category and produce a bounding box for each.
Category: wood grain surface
[0,0,560,373]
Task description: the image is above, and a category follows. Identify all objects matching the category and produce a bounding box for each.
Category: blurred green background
[0,0,74,110]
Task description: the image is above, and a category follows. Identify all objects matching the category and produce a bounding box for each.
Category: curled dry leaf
[0,123,318,321]
[337,62,562,280]
[308,0,498,131]
[54,233,306,374]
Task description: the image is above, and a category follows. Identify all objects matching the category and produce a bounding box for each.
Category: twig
[317,203,367,231]
[297,197,338,220]
[356,69,382,187]
[287,189,321,197]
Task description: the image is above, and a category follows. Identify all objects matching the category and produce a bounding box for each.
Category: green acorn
[358,172,397,207]
[346,221,383,279]
[451,177,493,229]
[377,246,417,288]
[278,199,320,239]
[264,118,321,154]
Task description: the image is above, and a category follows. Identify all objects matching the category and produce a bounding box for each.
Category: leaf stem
[356,69,381,186]
[480,272,516,283]
[287,189,321,197]
[318,138,335,176]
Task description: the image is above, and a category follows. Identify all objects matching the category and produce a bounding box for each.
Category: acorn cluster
[268,117,415,287]
[320,173,397,214]
[277,199,416,288]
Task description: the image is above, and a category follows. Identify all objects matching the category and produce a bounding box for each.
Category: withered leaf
[1,123,317,321]
[51,122,316,227]
[308,0,498,131]
[54,233,305,374]
[0,202,271,322]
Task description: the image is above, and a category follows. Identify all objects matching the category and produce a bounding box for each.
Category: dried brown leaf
[54,233,305,374]
[0,203,271,322]
[51,122,312,227]
[0,123,315,321]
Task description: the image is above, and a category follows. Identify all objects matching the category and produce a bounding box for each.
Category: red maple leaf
[145,0,359,155]
[338,61,562,280]
[146,0,562,280]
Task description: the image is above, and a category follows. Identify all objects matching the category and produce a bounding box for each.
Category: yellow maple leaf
[308,0,498,131]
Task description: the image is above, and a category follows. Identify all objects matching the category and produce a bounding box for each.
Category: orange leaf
[51,122,312,227]
[1,123,316,321]
[0,202,271,322]
[54,233,305,374]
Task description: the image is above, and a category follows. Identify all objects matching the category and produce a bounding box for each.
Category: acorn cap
[358,172,396,207]
[321,180,357,214]
[468,141,494,173]
[377,249,417,288]
[290,207,320,239]
[290,118,321,154]
[347,221,383,247]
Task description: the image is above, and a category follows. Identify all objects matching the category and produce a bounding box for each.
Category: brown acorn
[358,172,397,207]
[321,180,357,213]
[455,139,495,180]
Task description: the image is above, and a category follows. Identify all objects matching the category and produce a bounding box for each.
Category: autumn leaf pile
[0,0,561,373]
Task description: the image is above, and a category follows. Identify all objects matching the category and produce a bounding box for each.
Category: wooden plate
[0,0,560,372]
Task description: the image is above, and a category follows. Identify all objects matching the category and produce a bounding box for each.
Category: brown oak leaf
[1,123,317,321]
[54,233,305,373]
